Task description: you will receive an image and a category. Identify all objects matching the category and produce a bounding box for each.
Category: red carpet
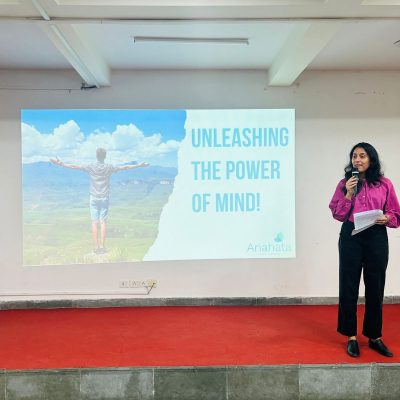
[1,304,399,370]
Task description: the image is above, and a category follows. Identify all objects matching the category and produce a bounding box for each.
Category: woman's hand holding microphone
[345,176,358,200]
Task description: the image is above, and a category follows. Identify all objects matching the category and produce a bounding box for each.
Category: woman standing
[329,143,400,357]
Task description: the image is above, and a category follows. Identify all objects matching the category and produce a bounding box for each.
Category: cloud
[22,120,181,166]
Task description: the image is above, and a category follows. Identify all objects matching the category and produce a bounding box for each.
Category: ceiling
[1,0,400,87]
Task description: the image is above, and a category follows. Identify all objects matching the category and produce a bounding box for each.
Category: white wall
[1,69,400,300]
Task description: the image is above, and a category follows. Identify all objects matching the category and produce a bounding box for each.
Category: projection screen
[22,109,295,265]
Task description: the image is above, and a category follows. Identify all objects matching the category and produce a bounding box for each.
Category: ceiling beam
[31,0,50,20]
[268,22,342,86]
[39,22,110,87]
[30,0,110,86]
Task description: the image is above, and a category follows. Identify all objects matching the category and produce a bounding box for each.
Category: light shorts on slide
[90,195,109,221]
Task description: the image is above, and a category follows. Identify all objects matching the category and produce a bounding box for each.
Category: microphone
[351,167,359,196]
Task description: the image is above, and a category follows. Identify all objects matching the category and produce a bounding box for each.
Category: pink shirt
[329,176,400,228]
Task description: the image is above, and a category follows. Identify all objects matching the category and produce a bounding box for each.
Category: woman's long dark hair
[342,142,384,194]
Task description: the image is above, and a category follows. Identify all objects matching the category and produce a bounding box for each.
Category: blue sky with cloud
[21,109,186,167]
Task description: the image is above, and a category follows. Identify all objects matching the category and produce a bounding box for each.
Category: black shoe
[368,339,393,357]
[347,340,360,357]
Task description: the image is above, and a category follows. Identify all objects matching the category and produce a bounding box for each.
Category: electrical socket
[119,279,157,289]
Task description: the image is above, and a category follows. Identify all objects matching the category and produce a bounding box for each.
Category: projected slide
[22,109,295,266]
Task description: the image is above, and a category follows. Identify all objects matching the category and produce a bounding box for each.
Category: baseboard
[1,296,400,310]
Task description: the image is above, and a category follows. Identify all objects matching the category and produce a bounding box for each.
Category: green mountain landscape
[23,162,177,266]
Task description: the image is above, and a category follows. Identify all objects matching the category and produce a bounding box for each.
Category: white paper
[351,209,383,235]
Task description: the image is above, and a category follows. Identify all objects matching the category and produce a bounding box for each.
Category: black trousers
[338,221,389,339]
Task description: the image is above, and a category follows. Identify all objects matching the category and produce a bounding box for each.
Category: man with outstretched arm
[50,147,149,254]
